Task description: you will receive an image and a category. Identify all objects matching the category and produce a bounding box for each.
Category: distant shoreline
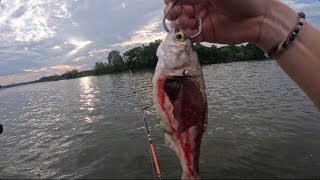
[0,41,268,90]
[0,59,272,90]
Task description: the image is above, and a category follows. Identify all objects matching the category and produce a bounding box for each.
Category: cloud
[24,64,84,73]
[73,56,87,62]
[121,2,126,9]
[50,65,84,71]
[88,48,111,57]
[282,0,309,10]
[65,39,92,57]
[68,40,92,49]
[113,17,166,47]
[52,45,61,50]
[0,64,85,85]
[0,72,46,85]
[24,67,49,73]
[11,5,26,18]
[0,1,74,42]
[283,0,320,17]
[0,0,319,86]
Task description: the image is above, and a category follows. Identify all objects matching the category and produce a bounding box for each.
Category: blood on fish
[184,131,194,177]
[153,27,207,179]
[157,77,176,134]
[157,75,206,178]
[157,78,166,107]
[158,77,195,175]
[165,77,206,134]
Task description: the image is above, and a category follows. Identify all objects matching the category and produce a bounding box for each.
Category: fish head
[157,28,197,73]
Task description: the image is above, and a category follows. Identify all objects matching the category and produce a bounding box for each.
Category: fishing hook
[163,0,179,32]
[189,17,202,39]
[163,0,202,39]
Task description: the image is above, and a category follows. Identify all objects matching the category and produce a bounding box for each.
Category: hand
[164,0,271,46]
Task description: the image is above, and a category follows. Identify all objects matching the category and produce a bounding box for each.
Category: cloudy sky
[0,0,319,85]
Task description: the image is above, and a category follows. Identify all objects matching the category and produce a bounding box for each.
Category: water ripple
[0,61,319,179]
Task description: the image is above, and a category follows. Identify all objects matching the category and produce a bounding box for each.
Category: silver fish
[153,28,208,179]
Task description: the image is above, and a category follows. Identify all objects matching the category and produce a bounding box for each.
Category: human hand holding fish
[152,0,320,179]
[153,1,208,179]
[164,0,320,110]
[164,0,299,52]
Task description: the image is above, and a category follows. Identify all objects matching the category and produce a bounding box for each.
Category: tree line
[92,40,266,75]
[1,40,267,89]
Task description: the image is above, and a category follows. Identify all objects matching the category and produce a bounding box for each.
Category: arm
[165,0,320,110]
[258,0,320,110]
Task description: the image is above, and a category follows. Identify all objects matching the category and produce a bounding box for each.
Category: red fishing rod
[129,70,162,180]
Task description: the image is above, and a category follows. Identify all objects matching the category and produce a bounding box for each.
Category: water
[0,61,319,179]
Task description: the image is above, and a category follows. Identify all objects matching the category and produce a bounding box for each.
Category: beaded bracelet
[266,12,306,58]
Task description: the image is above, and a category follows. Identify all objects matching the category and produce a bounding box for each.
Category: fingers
[164,2,182,21]
[183,5,195,18]
[170,15,197,31]
[176,15,189,29]
[188,18,197,30]
[164,2,195,21]
[192,18,215,43]
[164,0,208,42]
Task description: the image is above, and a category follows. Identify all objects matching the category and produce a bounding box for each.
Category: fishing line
[129,70,162,180]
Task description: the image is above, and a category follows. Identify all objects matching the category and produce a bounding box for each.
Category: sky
[0,0,319,86]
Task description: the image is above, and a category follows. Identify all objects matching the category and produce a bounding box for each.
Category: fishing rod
[129,70,162,180]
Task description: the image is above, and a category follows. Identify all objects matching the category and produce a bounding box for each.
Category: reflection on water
[0,61,319,179]
[79,77,97,124]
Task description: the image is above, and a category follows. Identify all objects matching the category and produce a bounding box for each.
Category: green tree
[123,47,143,70]
[194,43,215,64]
[107,50,121,64]
[93,61,108,75]
[62,70,79,79]
[38,75,62,82]
[143,40,162,68]
[106,50,125,72]
[113,55,125,72]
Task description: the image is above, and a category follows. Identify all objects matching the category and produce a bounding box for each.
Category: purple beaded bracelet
[267,12,306,58]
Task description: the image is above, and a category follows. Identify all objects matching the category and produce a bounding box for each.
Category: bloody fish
[153,28,208,179]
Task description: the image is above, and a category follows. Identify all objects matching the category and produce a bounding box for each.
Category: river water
[0,61,319,179]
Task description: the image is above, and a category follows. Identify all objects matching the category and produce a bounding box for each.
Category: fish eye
[174,32,186,42]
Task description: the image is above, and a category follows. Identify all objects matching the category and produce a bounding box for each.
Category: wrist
[256,0,298,52]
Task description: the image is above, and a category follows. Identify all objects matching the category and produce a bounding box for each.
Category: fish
[153,28,208,179]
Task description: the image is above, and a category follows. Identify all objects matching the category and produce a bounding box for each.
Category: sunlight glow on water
[79,77,97,124]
